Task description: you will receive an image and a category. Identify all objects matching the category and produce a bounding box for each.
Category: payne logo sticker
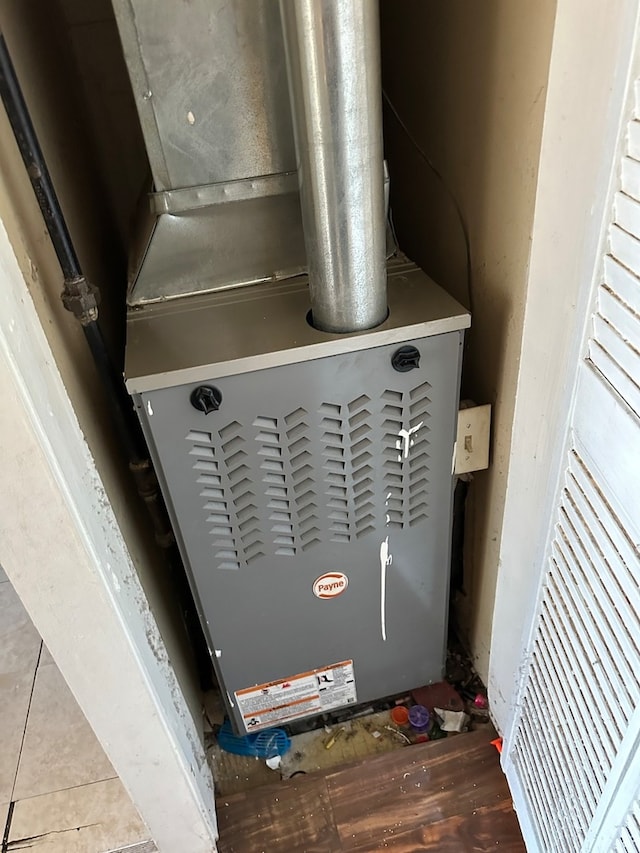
[313,572,348,599]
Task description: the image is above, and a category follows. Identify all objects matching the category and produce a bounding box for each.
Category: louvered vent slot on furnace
[222,420,264,566]
[285,407,321,552]
[382,389,404,529]
[320,402,351,543]
[407,381,431,525]
[347,395,376,539]
[382,382,432,529]
[254,416,295,556]
[187,429,240,571]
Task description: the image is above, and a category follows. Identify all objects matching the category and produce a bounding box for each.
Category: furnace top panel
[125,260,470,394]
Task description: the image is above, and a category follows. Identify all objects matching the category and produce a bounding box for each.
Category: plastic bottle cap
[390,706,410,728]
[408,704,431,732]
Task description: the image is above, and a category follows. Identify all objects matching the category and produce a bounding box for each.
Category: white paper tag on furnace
[235,660,357,732]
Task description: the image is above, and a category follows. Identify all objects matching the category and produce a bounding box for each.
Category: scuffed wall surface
[0,0,201,729]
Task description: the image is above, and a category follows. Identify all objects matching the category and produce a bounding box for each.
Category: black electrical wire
[383,88,473,315]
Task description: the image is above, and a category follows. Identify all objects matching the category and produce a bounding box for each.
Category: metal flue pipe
[280,0,387,334]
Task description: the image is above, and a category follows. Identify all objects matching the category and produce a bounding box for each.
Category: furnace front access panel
[127,264,469,733]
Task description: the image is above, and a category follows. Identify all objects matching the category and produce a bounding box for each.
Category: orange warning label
[235,660,357,732]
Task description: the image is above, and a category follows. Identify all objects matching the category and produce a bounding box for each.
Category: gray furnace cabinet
[126,263,469,733]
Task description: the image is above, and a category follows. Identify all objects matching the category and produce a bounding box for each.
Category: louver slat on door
[589,153,640,417]
[509,70,640,852]
[512,450,640,851]
[614,800,640,852]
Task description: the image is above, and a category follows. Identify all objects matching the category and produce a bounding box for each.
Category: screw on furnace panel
[190,385,222,414]
[391,345,421,372]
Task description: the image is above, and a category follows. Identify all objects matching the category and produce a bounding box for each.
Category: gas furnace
[115,0,470,733]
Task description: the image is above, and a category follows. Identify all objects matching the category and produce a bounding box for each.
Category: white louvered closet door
[504,68,640,852]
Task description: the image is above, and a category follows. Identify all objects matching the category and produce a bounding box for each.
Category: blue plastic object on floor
[217,718,291,759]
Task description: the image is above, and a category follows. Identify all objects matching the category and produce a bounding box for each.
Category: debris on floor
[217,718,291,759]
[408,703,430,734]
[474,692,488,709]
[390,705,410,728]
[280,711,405,778]
[411,679,464,713]
[206,743,278,796]
[323,725,346,750]
[202,688,225,731]
[206,639,493,796]
[433,707,470,732]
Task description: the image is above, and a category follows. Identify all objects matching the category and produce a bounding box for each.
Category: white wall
[489,0,640,736]
[0,4,218,846]
[0,215,218,851]
[0,0,202,728]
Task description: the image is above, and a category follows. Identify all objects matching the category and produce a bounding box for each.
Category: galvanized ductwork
[114,0,388,332]
[280,0,387,333]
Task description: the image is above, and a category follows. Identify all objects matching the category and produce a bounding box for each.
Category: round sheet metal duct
[280,0,387,334]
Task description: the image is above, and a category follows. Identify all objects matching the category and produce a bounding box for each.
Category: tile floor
[0,565,155,852]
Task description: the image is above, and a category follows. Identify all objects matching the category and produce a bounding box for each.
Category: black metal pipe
[0,34,80,281]
[0,34,145,463]
[81,321,146,464]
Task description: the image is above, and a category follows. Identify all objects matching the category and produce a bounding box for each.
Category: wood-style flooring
[216,727,525,852]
